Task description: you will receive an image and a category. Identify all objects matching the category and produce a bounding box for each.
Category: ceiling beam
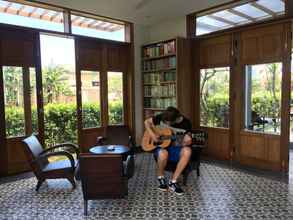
[28,7,38,17]
[78,17,88,26]
[17,5,26,15]
[207,14,237,26]
[71,15,80,23]
[250,2,276,17]
[108,25,124,32]
[4,2,13,13]
[40,10,49,19]
[88,20,103,28]
[197,22,221,31]
[227,8,256,22]
[50,12,61,21]
[99,22,112,28]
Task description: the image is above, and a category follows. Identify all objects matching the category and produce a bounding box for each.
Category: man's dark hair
[162,106,181,122]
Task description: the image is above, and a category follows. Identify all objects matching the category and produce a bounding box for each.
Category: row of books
[143,71,176,84]
[163,71,176,82]
[144,84,176,97]
[143,57,176,71]
[143,41,176,58]
[144,97,177,109]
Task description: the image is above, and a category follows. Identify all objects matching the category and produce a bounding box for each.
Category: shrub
[5,101,123,147]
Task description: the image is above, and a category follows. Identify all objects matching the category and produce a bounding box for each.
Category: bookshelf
[142,38,193,120]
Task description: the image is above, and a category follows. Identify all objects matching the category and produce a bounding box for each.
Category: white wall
[133,17,187,144]
[147,17,186,43]
[133,24,150,144]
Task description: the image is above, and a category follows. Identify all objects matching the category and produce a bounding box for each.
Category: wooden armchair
[154,129,207,185]
[80,153,134,216]
[97,125,135,158]
[22,135,80,191]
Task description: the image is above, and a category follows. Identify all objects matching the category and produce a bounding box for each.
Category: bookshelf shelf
[160,81,176,84]
[144,108,165,111]
[142,67,176,74]
[142,39,177,117]
[142,53,176,61]
[142,37,192,121]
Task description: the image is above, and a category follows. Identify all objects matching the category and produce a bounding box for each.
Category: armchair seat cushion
[42,159,78,172]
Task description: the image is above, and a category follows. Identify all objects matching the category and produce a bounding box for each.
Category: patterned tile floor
[1,153,293,220]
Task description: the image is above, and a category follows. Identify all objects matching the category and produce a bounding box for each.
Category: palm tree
[42,65,73,104]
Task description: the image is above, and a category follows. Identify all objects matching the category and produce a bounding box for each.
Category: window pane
[0,0,64,32]
[3,66,25,137]
[234,4,268,18]
[81,71,101,128]
[30,67,38,135]
[71,14,125,42]
[200,67,230,128]
[244,63,282,134]
[40,34,77,146]
[257,0,285,13]
[196,0,285,36]
[108,72,124,125]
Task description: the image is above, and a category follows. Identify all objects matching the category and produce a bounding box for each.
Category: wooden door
[235,23,291,171]
[0,27,42,175]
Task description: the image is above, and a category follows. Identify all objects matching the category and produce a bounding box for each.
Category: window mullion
[22,66,32,136]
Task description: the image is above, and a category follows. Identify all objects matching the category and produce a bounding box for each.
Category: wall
[133,24,150,144]
[133,17,187,144]
[148,17,186,43]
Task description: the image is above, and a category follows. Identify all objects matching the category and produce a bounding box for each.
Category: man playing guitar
[144,106,192,195]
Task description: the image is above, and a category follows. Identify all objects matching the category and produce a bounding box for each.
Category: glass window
[196,0,285,36]
[108,72,124,125]
[71,14,125,42]
[40,34,77,146]
[30,67,38,135]
[244,63,282,134]
[234,4,268,18]
[81,71,101,128]
[3,66,25,137]
[0,0,64,32]
[200,67,230,128]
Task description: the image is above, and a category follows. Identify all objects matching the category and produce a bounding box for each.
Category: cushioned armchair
[22,135,80,191]
[154,129,207,185]
[80,153,134,216]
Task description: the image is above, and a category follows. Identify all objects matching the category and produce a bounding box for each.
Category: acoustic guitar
[141,127,184,152]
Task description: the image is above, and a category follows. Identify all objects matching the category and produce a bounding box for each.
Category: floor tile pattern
[1,153,293,219]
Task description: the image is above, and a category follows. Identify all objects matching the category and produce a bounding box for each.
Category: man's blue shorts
[154,145,181,162]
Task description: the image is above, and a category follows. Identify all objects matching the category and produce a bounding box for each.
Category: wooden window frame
[187,0,291,38]
[0,0,132,42]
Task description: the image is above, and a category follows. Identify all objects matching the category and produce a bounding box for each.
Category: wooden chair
[97,125,135,149]
[79,153,134,216]
[22,135,80,191]
[154,129,207,185]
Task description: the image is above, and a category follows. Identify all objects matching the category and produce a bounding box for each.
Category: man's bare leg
[157,149,168,177]
[171,146,192,182]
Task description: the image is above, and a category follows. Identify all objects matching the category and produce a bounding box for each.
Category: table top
[89,145,130,155]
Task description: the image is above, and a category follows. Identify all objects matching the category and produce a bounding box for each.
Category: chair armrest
[53,143,80,157]
[40,151,75,170]
[128,136,135,155]
[97,136,106,145]
[41,143,80,157]
[123,155,135,179]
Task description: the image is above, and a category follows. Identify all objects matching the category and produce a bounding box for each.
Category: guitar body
[141,128,173,152]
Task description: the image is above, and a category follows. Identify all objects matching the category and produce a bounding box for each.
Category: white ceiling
[39,0,231,25]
